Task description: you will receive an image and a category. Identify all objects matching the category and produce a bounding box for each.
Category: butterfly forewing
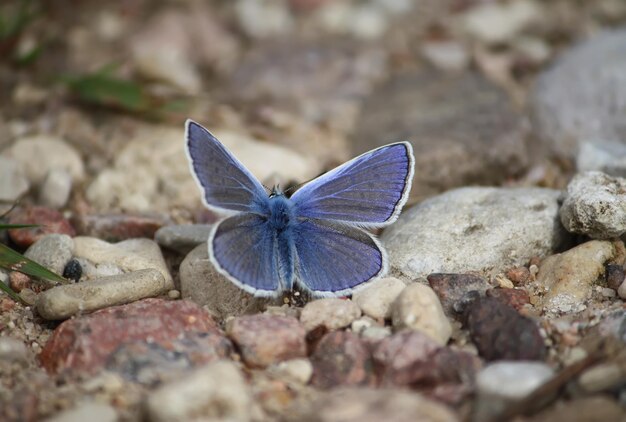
[185,120,268,213]
[293,219,385,296]
[290,142,414,227]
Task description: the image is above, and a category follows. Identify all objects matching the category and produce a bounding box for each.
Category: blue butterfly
[185,120,414,297]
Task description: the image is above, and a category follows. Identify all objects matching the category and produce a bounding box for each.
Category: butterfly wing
[185,119,268,213]
[290,142,414,228]
[293,219,386,297]
[209,213,288,297]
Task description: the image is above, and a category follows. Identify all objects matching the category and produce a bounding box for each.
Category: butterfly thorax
[267,194,294,232]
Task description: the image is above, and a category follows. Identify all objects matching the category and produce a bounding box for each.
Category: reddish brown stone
[486,288,530,311]
[372,330,440,386]
[464,297,546,361]
[227,314,306,368]
[9,272,31,293]
[0,297,16,311]
[372,330,481,405]
[105,331,233,384]
[310,331,375,389]
[427,273,490,317]
[39,298,222,374]
[8,207,75,248]
[505,266,531,285]
[71,213,170,242]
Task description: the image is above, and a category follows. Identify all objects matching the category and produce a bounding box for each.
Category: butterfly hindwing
[209,213,290,297]
[290,142,414,227]
[293,218,386,296]
[185,120,268,213]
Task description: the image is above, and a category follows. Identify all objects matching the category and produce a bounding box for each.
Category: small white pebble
[168,289,181,299]
[601,287,616,298]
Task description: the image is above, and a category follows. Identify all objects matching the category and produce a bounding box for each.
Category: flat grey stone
[24,234,74,275]
[36,268,172,320]
[154,224,212,254]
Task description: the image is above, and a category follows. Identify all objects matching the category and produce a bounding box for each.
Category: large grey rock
[24,234,74,275]
[381,187,569,279]
[531,29,626,160]
[179,244,273,319]
[36,269,172,320]
[146,360,255,422]
[353,68,527,200]
[0,156,29,202]
[560,171,626,239]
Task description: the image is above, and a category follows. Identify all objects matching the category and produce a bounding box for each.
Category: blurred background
[1,0,626,219]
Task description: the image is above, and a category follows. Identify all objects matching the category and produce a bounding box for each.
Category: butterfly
[185,120,415,297]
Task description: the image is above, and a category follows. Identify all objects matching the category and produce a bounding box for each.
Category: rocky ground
[1,0,626,421]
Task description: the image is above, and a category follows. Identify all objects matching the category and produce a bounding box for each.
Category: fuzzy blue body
[266,193,296,290]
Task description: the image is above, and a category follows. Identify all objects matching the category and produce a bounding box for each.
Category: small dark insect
[63,259,82,282]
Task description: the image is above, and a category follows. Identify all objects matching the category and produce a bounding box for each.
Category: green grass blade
[0,243,67,284]
[0,223,39,230]
[0,280,24,303]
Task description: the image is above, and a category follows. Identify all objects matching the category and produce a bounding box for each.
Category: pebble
[0,156,29,202]
[87,125,317,212]
[560,171,626,239]
[36,268,172,320]
[300,298,362,332]
[0,337,29,364]
[310,331,375,389]
[505,266,532,285]
[235,0,293,38]
[464,297,546,361]
[462,0,541,44]
[38,169,72,209]
[382,187,568,280]
[167,289,180,299]
[226,314,306,368]
[485,288,530,311]
[24,234,74,275]
[73,236,172,284]
[269,358,313,384]
[606,264,626,291]
[474,361,554,420]
[8,206,76,248]
[352,277,406,320]
[179,244,272,319]
[420,40,470,72]
[39,298,221,373]
[45,402,118,422]
[62,259,83,282]
[619,280,626,300]
[535,240,617,314]
[2,135,84,185]
[9,272,32,292]
[532,396,626,421]
[353,70,526,200]
[154,224,212,254]
[106,332,233,385]
[361,326,392,341]
[577,141,626,178]
[531,29,626,160]
[578,363,625,394]
[294,387,459,422]
[427,273,491,317]
[146,360,254,422]
[72,213,169,242]
[391,283,452,346]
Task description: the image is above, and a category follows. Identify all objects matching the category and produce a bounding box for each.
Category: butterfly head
[269,185,284,198]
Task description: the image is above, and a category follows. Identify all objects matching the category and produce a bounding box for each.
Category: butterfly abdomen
[268,194,296,290]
